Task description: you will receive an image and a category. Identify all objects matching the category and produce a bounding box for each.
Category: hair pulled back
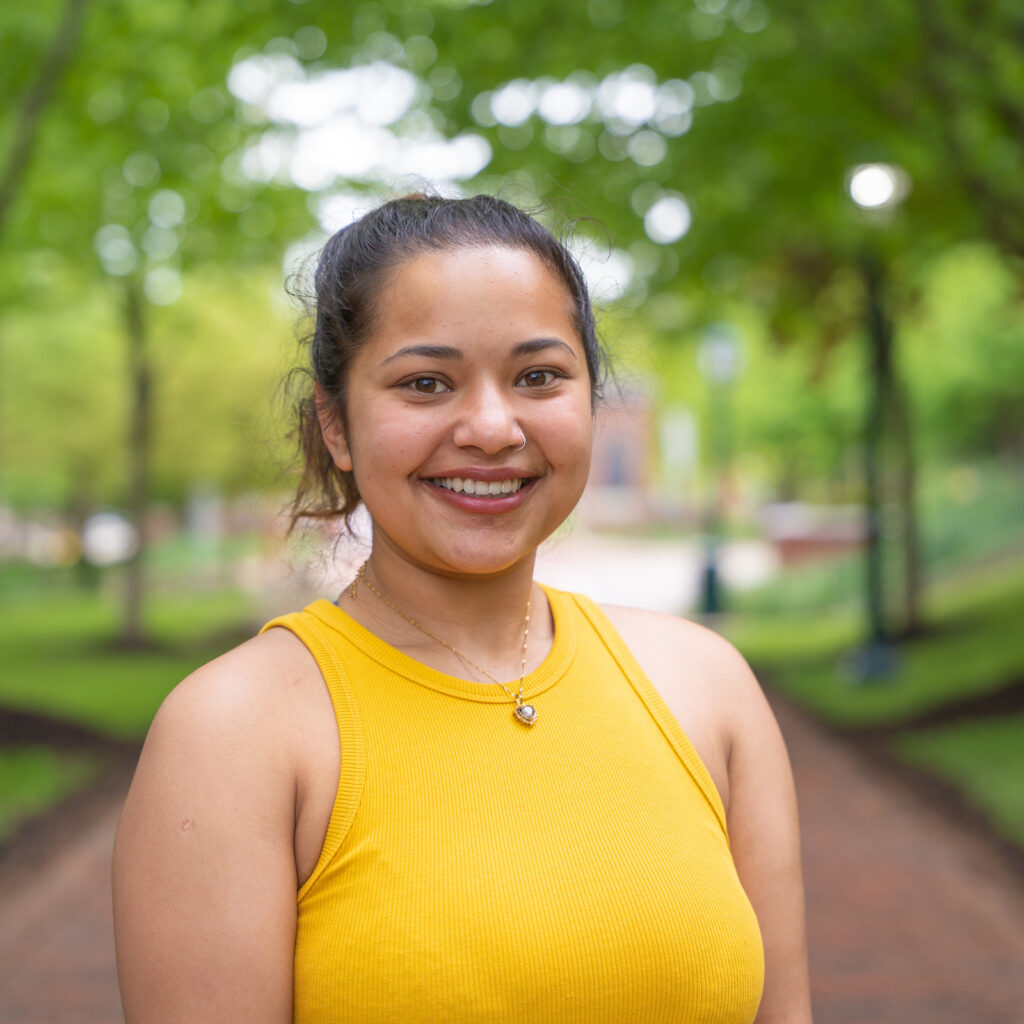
[290,192,605,532]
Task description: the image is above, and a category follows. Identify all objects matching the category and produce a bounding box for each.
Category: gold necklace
[352,562,538,727]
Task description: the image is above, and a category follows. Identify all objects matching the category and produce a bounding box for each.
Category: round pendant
[513,703,538,727]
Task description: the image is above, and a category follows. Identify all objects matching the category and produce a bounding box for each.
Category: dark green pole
[852,251,898,680]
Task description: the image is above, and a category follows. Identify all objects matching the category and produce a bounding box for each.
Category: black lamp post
[697,323,741,616]
[846,162,909,680]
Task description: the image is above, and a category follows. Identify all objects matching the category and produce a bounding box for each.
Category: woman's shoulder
[145,624,325,770]
[594,601,780,816]
[595,601,758,692]
[165,622,316,707]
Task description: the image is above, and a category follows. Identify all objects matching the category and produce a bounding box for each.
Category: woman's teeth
[431,477,525,496]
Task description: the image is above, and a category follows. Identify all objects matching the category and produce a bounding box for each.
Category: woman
[113,194,812,1023]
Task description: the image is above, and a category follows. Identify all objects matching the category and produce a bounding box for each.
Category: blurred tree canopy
[425,0,1024,322]
[2,0,1022,514]
[1,0,312,522]
[2,0,1022,644]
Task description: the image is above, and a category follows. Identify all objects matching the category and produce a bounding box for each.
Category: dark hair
[289,192,605,531]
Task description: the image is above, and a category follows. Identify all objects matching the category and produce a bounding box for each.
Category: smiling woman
[112,194,811,1024]
[290,194,605,536]
[315,242,593,578]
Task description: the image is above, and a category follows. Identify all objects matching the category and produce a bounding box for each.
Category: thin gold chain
[354,562,531,706]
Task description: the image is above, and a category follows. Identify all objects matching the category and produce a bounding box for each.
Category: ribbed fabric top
[262,586,764,1023]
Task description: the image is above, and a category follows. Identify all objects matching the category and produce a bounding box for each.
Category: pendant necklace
[351,562,538,727]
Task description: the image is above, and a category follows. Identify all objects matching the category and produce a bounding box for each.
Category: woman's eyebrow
[511,338,578,360]
[381,344,461,365]
[381,338,577,365]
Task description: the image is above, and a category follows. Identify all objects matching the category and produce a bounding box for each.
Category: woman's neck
[342,548,551,684]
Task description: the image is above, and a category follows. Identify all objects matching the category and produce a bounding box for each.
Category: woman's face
[321,244,594,579]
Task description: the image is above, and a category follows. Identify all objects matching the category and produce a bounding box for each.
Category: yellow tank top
[263,586,764,1023]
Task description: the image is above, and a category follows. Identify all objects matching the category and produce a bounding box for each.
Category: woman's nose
[450,383,523,454]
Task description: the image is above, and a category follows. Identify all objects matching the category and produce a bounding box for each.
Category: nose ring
[513,431,527,451]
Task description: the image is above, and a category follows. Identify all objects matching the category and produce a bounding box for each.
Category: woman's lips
[421,476,537,513]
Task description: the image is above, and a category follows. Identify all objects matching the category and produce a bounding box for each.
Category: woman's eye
[408,376,450,394]
[518,369,558,388]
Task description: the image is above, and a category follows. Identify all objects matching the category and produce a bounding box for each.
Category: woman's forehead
[384,244,565,294]
[373,246,578,334]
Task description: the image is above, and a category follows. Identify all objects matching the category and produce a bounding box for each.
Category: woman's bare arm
[112,635,304,1023]
[721,647,813,1024]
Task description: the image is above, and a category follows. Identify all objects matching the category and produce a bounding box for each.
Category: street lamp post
[697,323,741,616]
[846,162,909,680]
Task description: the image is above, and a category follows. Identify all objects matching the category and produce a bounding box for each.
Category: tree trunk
[0,0,89,541]
[862,252,923,645]
[0,0,90,239]
[121,279,151,649]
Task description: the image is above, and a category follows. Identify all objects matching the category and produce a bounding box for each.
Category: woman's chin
[432,548,539,581]
[366,535,527,581]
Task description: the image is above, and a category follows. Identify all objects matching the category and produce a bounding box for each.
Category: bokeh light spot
[294,25,328,60]
[145,267,183,305]
[490,79,538,126]
[94,225,138,276]
[644,194,692,244]
[538,82,592,125]
[123,152,161,188]
[149,189,186,228]
[628,129,667,166]
[596,66,658,127]
[847,163,906,209]
[142,226,179,261]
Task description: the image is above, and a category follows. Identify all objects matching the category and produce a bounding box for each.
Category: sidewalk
[776,698,1024,1023]
[1,698,1023,1023]
[0,794,123,1024]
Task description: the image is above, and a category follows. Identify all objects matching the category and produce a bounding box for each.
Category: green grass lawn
[0,585,256,741]
[723,551,1024,848]
[0,574,259,845]
[0,747,104,842]
[723,554,1024,727]
[893,715,1024,848]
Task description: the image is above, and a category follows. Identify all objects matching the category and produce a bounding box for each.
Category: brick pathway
[1,701,1022,1023]
[777,699,1024,1024]
[0,796,123,1024]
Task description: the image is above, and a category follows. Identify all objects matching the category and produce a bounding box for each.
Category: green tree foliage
[419,0,1024,312]
[1,1,307,520]
[905,244,1024,458]
[6,0,1021,511]
[3,1,1021,612]
[2,0,322,640]
[3,269,122,508]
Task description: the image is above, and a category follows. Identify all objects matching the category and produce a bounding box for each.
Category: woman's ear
[315,384,353,472]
